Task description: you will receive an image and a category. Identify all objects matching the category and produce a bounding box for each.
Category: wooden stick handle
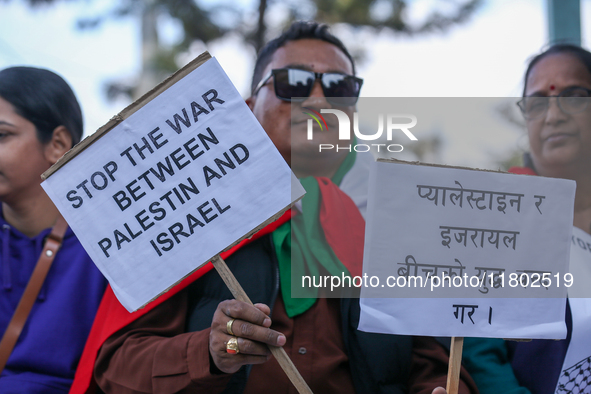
[446,336,464,394]
[211,255,313,394]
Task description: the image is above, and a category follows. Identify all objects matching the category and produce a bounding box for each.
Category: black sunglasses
[253,68,363,106]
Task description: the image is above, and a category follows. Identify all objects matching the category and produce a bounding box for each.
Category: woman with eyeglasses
[0,67,107,393]
[462,44,591,394]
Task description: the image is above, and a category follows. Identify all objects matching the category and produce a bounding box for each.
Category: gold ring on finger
[227,318,236,336]
[226,336,239,354]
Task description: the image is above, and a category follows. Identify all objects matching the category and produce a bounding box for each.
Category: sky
[0,0,590,168]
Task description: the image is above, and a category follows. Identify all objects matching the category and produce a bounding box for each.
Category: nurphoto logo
[304,108,418,153]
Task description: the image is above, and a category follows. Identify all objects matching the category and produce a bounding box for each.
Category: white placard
[42,57,305,312]
[359,159,575,339]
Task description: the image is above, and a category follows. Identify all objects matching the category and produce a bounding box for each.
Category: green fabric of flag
[272,150,357,317]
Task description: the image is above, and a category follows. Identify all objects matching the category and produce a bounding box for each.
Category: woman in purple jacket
[0,67,107,393]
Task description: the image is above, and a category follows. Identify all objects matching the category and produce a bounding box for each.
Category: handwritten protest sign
[358,159,575,339]
[41,53,305,312]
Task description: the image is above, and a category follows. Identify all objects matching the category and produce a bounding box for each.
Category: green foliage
[494,149,525,172]
[313,0,481,33]
[13,0,483,51]
[10,0,483,100]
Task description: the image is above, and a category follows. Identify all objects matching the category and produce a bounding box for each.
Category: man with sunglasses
[81,21,477,394]
[246,27,363,181]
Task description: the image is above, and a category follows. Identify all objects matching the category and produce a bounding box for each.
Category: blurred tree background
[8,0,482,100]
[8,0,520,167]
[7,0,485,165]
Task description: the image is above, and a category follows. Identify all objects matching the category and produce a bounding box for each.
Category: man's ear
[245,96,256,112]
[44,125,73,165]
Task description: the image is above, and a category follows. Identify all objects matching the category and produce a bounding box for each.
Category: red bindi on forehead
[550,85,555,90]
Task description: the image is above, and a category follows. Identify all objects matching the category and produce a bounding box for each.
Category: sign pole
[211,255,313,394]
[446,336,464,394]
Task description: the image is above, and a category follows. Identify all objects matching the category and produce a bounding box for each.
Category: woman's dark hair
[251,21,356,95]
[523,44,591,96]
[0,66,83,146]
